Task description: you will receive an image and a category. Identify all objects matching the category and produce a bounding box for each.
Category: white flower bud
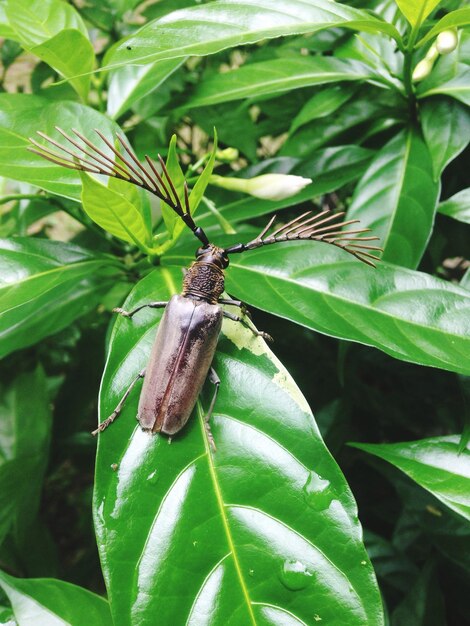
[412,58,433,82]
[425,43,439,63]
[436,29,458,55]
[210,173,312,200]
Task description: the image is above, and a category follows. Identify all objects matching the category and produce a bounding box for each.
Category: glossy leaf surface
[351,436,470,522]
[0,570,113,626]
[347,128,439,268]
[5,0,93,100]
[159,242,470,375]
[104,0,400,70]
[94,266,383,626]
[185,57,374,108]
[416,8,470,47]
[418,64,470,106]
[394,0,441,26]
[438,188,470,224]
[0,94,121,200]
[107,58,184,119]
[421,97,470,180]
[80,172,151,248]
[0,238,120,358]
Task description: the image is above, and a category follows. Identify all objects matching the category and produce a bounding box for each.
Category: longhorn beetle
[30,129,381,448]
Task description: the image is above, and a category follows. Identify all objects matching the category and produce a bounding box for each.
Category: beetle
[29,128,381,447]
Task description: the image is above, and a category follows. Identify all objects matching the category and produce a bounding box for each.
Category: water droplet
[314,615,322,622]
[193,540,198,548]
[361,560,367,566]
[279,559,313,591]
[249,569,254,577]
[110,463,119,471]
[303,471,335,511]
[147,470,158,484]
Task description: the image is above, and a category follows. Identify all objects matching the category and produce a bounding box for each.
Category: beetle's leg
[204,367,220,452]
[218,297,251,318]
[113,301,167,318]
[92,369,145,436]
[222,310,273,343]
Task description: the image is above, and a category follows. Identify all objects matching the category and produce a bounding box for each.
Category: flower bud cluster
[412,29,458,82]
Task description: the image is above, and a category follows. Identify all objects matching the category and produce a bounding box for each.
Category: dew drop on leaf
[279,559,313,591]
[302,471,335,511]
[146,470,158,484]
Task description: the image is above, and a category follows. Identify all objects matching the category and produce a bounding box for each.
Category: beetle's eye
[195,247,204,258]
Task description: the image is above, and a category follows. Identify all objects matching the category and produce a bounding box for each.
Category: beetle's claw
[259,331,274,343]
[113,307,131,317]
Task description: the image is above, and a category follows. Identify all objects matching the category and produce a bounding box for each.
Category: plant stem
[403,24,420,119]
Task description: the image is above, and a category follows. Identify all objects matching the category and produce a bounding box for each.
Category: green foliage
[0,0,469,624]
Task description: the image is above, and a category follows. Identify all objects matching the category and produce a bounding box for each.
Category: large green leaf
[164,241,470,375]
[184,57,375,108]
[421,97,470,180]
[418,63,470,106]
[350,436,470,522]
[107,58,184,119]
[0,238,120,358]
[5,0,93,100]
[347,128,439,269]
[80,172,151,248]
[0,366,51,546]
[394,0,442,26]
[103,0,401,71]
[94,266,384,626]
[0,94,121,200]
[0,570,113,626]
[438,188,470,224]
[198,146,374,227]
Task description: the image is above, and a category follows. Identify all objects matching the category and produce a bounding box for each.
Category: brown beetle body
[138,293,222,435]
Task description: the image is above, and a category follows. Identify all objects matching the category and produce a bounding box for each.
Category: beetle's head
[195,244,229,269]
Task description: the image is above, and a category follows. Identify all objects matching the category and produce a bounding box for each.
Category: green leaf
[418,63,470,106]
[394,0,442,26]
[0,366,51,545]
[0,94,121,200]
[29,30,94,101]
[80,171,151,248]
[0,4,16,39]
[184,57,375,109]
[107,58,184,119]
[0,238,120,358]
[416,7,470,47]
[5,0,93,100]
[94,265,384,626]
[103,0,401,71]
[162,134,186,238]
[290,85,357,133]
[421,97,470,180]
[5,0,87,46]
[0,570,113,626]
[208,243,470,375]
[350,436,470,522]
[438,187,470,224]
[197,146,374,227]
[347,128,439,269]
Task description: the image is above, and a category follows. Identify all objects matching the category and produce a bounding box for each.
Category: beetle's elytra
[30,128,381,448]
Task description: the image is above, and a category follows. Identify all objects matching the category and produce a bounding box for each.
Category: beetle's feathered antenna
[28,127,209,246]
[225,210,382,267]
